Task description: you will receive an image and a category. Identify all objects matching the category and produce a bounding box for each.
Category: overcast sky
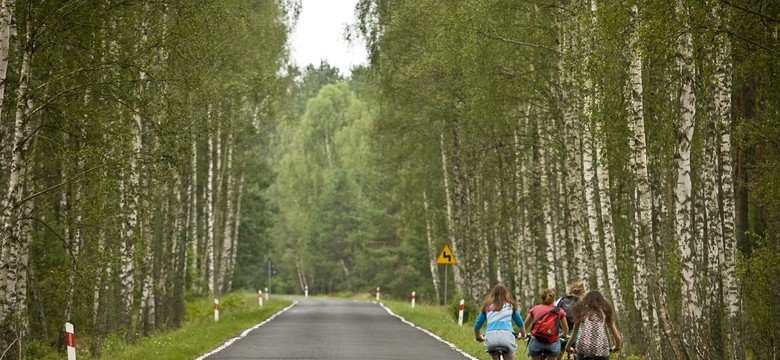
[290,0,368,76]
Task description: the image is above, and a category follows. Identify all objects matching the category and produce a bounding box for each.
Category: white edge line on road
[195,300,299,360]
[375,301,480,360]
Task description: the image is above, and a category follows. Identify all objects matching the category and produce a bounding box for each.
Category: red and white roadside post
[264,287,269,302]
[65,322,76,360]
[458,299,465,326]
[376,287,380,301]
[258,290,264,306]
[305,285,309,297]
[411,291,416,308]
[214,298,220,321]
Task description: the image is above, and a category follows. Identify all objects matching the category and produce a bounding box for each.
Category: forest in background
[0,0,778,360]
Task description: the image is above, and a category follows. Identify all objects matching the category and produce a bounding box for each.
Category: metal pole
[444,265,448,305]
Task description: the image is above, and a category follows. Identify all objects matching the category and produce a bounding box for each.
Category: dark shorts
[528,337,561,356]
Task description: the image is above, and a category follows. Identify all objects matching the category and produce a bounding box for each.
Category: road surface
[203,298,476,359]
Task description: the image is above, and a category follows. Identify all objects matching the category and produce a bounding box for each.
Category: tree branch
[720,0,780,23]
[474,28,562,55]
[14,155,133,210]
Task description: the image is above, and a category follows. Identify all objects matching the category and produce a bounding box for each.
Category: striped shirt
[474,303,524,333]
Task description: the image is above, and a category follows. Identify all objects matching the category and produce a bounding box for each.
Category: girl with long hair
[474,284,526,360]
[564,290,622,360]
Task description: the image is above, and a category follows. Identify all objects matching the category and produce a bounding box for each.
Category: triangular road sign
[436,245,457,265]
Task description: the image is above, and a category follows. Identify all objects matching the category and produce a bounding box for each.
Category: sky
[290,0,368,76]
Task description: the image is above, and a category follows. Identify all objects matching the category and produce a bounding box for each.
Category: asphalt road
[202,297,476,359]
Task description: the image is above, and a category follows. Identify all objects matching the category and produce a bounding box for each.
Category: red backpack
[531,306,562,343]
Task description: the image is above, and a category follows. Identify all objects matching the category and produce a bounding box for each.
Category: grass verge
[28,292,292,360]
[96,294,292,360]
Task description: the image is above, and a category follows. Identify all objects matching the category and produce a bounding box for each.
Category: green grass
[379,299,532,360]
[28,292,292,360]
[100,295,291,360]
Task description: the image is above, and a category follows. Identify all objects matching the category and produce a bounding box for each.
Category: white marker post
[411,291,416,308]
[376,287,380,301]
[264,287,269,302]
[214,298,220,321]
[65,322,76,360]
[258,290,264,306]
[458,299,465,326]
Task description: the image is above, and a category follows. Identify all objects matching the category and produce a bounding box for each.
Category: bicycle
[477,332,524,360]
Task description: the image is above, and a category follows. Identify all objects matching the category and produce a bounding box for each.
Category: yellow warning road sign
[436,245,457,265]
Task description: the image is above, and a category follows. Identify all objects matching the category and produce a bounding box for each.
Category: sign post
[436,245,457,304]
[458,299,465,326]
[376,287,380,301]
[65,322,76,360]
[214,298,220,321]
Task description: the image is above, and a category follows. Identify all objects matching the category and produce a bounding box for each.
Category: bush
[738,239,780,359]
[447,294,478,324]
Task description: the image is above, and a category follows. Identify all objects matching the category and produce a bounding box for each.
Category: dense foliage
[0,0,294,358]
[1,0,778,359]
[269,1,780,360]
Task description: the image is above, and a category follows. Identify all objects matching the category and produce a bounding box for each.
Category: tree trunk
[712,2,741,358]
[0,0,11,169]
[189,128,200,292]
[626,4,651,339]
[440,132,463,295]
[538,115,558,290]
[206,106,215,294]
[218,132,235,295]
[674,0,703,355]
[423,191,442,304]
[655,281,690,360]
[0,8,31,355]
[226,173,244,292]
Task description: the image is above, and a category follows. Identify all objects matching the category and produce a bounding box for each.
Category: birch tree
[674,0,703,355]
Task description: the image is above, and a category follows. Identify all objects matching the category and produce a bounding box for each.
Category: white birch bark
[674,0,703,355]
[712,3,741,358]
[0,15,31,351]
[626,4,655,349]
[138,218,155,335]
[15,173,31,342]
[581,117,604,291]
[0,0,11,170]
[218,133,235,295]
[211,119,222,294]
[440,132,463,293]
[522,104,538,304]
[554,5,584,288]
[562,61,586,283]
[538,118,557,289]
[586,0,620,308]
[700,11,724,358]
[226,173,244,292]
[512,129,525,298]
[205,106,216,295]
[423,191,442,304]
[62,156,83,324]
[189,129,199,291]
[0,0,10,146]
